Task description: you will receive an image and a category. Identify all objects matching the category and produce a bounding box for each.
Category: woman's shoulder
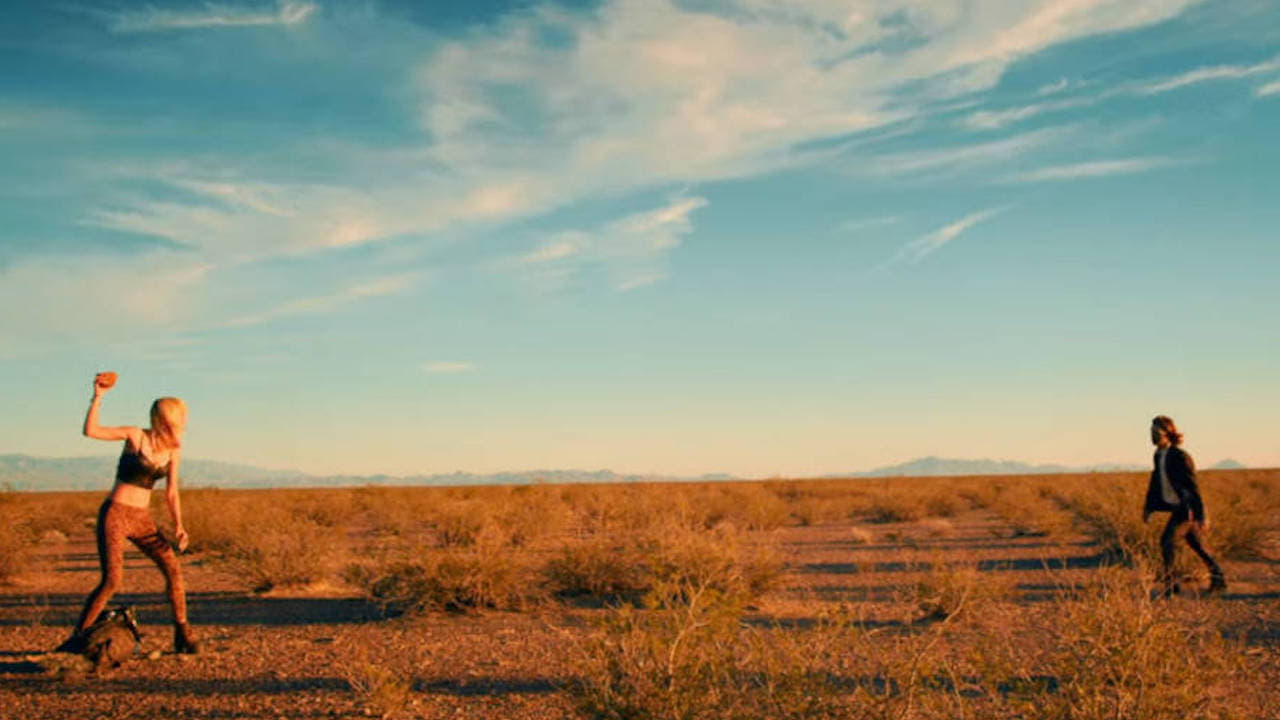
[1169,445,1196,468]
[119,427,145,450]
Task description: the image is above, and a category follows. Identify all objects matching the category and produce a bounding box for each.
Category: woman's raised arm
[83,375,138,443]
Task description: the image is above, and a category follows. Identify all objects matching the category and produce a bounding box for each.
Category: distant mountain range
[842,456,1144,478]
[0,454,698,492]
[0,453,1252,492]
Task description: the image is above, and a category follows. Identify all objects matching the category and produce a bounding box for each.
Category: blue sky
[2,0,1277,477]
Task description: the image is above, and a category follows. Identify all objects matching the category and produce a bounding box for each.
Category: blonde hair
[149,397,187,452]
[1152,415,1183,446]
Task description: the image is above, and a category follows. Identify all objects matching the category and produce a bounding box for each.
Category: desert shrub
[570,583,960,720]
[1200,478,1277,560]
[723,485,792,531]
[0,505,34,583]
[430,500,492,548]
[985,482,1074,537]
[546,521,783,606]
[545,537,650,601]
[1056,480,1158,563]
[225,518,344,592]
[1010,567,1238,720]
[346,534,543,614]
[340,635,429,720]
[494,484,574,546]
[922,492,964,518]
[864,494,925,524]
[180,489,345,591]
[20,493,100,538]
[570,583,750,720]
[910,558,1011,622]
[789,496,846,526]
[287,490,351,528]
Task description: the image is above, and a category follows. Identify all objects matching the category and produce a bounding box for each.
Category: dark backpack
[84,606,143,671]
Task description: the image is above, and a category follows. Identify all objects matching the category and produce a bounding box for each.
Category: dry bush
[1007,566,1239,720]
[1200,473,1278,560]
[180,489,345,591]
[18,493,100,538]
[697,485,792,531]
[340,632,432,720]
[864,493,925,524]
[346,533,543,614]
[922,491,964,519]
[0,491,35,583]
[345,661,412,719]
[545,537,649,601]
[497,484,574,546]
[546,521,783,606]
[570,583,751,720]
[910,557,1012,622]
[985,480,1075,537]
[1056,479,1158,563]
[569,583,961,720]
[430,499,491,548]
[788,496,846,526]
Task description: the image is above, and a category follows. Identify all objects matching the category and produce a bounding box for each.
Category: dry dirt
[2,490,1278,719]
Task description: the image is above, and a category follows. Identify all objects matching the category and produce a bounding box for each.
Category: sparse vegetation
[3,469,1274,718]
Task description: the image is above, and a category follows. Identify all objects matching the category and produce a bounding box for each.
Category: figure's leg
[75,502,127,633]
[1158,511,1184,595]
[129,516,197,653]
[1184,524,1226,591]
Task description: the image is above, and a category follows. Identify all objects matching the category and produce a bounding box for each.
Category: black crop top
[115,444,170,490]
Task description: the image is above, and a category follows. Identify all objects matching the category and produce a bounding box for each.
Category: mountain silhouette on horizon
[843,455,1143,477]
[4,453,1253,492]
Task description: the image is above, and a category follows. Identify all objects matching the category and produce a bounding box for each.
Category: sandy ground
[2,504,1277,719]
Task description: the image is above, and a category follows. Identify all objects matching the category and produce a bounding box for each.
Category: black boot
[1207,574,1227,594]
[173,622,200,654]
[54,630,87,654]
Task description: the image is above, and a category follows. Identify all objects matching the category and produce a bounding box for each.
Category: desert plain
[2,469,1277,719]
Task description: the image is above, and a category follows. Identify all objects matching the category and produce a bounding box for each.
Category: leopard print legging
[76,500,188,631]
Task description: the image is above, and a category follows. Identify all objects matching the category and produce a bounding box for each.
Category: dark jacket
[1143,446,1205,521]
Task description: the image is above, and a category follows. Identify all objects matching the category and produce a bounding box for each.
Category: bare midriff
[109,482,152,509]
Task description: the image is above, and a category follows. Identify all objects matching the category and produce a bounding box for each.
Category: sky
[1,0,1278,478]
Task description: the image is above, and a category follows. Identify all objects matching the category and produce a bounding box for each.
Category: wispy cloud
[1008,156,1177,182]
[865,126,1070,176]
[1257,81,1280,97]
[223,273,416,328]
[423,361,474,374]
[962,53,1280,132]
[515,196,708,292]
[1036,78,1072,96]
[839,216,901,233]
[520,233,590,265]
[881,207,1007,268]
[1136,55,1280,95]
[11,0,1205,341]
[110,1,316,33]
[962,97,1092,130]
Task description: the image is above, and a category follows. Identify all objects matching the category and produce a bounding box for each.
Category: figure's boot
[173,622,200,654]
[1207,573,1227,594]
[54,630,87,654]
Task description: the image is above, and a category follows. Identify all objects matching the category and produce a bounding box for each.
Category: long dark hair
[1152,415,1183,446]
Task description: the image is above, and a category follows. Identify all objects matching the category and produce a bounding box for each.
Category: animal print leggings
[76,500,188,632]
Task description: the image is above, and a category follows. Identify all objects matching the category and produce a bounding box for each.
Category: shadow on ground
[0,591,388,627]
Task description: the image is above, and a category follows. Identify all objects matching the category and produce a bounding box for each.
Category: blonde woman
[1143,415,1226,596]
[56,373,198,654]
